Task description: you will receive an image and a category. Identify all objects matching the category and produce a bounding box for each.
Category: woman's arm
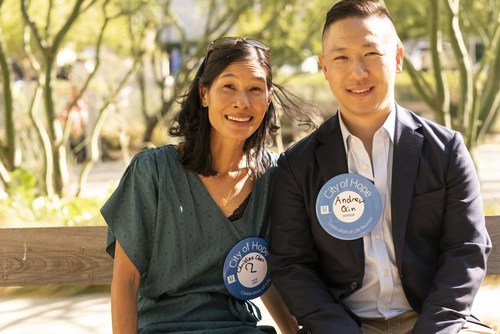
[111,241,141,334]
[260,285,299,334]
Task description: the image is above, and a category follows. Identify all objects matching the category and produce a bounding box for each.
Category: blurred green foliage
[0,169,108,228]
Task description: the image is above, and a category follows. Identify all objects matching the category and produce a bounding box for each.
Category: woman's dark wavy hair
[169,40,321,179]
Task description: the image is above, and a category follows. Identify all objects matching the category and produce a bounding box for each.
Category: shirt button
[383,270,388,277]
[350,281,359,290]
[375,234,381,240]
[382,304,387,310]
[362,165,368,171]
[350,138,356,143]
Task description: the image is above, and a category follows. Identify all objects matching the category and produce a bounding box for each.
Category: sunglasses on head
[206,37,270,62]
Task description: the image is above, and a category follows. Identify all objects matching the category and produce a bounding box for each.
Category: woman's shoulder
[127,144,179,175]
[131,144,177,163]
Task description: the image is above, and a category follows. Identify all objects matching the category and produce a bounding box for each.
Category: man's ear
[395,46,404,73]
[318,55,328,78]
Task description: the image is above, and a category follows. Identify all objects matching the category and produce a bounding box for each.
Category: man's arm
[412,132,491,334]
[269,153,361,333]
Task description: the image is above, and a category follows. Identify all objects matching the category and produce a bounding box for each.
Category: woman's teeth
[227,115,251,122]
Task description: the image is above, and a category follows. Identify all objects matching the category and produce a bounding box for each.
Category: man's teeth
[227,115,251,122]
[351,88,371,93]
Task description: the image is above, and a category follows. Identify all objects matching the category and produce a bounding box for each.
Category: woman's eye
[223,84,234,89]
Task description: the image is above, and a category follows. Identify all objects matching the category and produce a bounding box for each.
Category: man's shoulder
[397,105,459,143]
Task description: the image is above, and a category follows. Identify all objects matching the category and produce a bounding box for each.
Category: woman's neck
[209,138,247,175]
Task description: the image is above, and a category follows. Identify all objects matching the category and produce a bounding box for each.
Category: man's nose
[350,58,369,79]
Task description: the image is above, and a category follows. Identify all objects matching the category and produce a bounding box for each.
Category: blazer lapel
[391,106,424,270]
[315,113,348,182]
[314,113,363,260]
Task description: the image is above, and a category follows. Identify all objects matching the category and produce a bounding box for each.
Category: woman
[101,37,319,333]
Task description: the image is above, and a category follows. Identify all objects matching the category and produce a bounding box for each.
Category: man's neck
[340,109,392,162]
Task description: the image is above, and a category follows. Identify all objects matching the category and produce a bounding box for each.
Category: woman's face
[200,59,271,147]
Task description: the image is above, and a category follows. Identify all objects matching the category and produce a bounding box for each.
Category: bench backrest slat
[0,215,498,287]
[0,226,112,286]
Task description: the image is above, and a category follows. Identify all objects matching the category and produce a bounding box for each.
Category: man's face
[318,15,404,121]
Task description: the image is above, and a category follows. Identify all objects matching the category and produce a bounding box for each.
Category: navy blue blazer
[269,105,491,334]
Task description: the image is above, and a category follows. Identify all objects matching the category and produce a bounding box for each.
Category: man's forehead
[322,16,397,49]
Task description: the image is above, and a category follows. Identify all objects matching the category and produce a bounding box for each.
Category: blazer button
[350,281,360,290]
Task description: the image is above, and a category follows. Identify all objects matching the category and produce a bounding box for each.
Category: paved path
[0,293,277,334]
[1,287,499,333]
[0,293,111,334]
[474,140,500,210]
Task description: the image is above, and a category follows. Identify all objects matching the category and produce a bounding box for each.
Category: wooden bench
[0,215,499,286]
[0,226,112,286]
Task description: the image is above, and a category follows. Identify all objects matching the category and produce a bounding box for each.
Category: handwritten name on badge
[316,174,381,240]
[223,237,271,300]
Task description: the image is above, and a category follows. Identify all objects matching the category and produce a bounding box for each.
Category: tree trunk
[0,25,17,172]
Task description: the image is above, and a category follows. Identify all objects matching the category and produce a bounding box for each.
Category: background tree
[73,0,148,196]
[385,0,500,150]
[5,0,145,197]
[0,0,19,185]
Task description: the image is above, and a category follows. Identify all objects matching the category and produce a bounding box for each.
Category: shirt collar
[338,107,396,150]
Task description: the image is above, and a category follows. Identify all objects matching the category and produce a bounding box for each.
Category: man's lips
[348,87,373,94]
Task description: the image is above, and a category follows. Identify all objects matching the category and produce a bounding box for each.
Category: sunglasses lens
[245,39,269,51]
[211,37,239,49]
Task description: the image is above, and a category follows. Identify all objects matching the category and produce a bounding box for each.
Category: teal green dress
[101,145,278,333]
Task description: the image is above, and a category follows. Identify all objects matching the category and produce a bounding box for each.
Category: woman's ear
[199,84,208,107]
[267,87,274,109]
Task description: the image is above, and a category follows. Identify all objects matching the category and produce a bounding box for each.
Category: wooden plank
[486,215,500,275]
[0,226,113,286]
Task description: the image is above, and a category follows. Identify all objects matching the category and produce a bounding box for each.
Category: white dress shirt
[338,110,412,319]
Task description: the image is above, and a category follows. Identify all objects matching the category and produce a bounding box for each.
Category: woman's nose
[233,91,251,109]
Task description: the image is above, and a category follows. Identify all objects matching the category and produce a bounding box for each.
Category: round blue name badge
[316,173,381,240]
[223,237,271,300]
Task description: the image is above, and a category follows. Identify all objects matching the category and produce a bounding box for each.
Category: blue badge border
[315,173,382,240]
[223,237,271,300]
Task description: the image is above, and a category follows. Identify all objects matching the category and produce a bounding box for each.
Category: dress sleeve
[100,150,159,275]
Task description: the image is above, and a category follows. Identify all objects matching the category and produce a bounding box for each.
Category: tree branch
[443,0,474,133]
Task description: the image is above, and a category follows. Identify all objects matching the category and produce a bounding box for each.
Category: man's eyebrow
[329,42,380,53]
[328,46,346,53]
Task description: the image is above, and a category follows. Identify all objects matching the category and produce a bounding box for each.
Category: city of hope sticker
[223,237,271,300]
[316,173,382,240]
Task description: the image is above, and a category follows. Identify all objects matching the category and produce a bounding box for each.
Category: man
[268,1,492,333]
